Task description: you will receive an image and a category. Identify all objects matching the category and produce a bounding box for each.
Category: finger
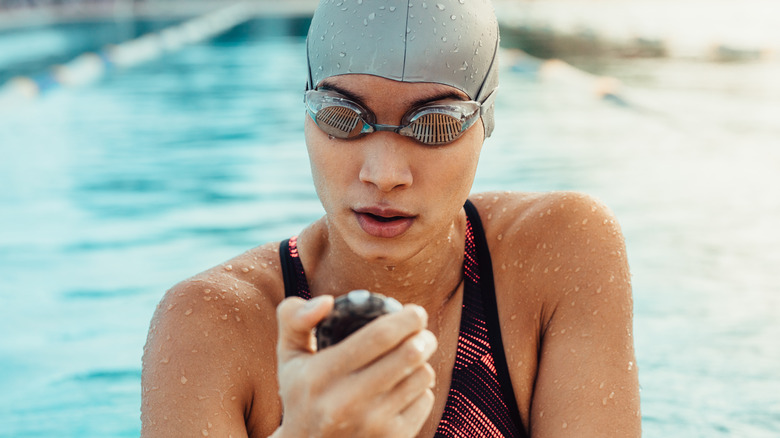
[358,330,437,395]
[381,363,436,415]
[277,295,334,362]
[394,387,435,437]
[320,304,428,373]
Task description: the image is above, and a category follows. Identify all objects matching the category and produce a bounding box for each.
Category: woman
[141,0,641,436]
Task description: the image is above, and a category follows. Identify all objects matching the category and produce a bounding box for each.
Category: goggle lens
[405,112,463,145]
[305,90,482,146]
[316,105,364,138]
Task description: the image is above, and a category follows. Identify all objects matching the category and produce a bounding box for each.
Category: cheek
[305,118,355,201]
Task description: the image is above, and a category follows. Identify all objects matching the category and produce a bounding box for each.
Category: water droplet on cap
[436,3,446,10]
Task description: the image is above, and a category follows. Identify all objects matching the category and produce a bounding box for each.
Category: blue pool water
[1,17,779,437]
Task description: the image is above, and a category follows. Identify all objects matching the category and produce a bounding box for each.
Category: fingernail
[408,304,428,325]
[412,331,436,355]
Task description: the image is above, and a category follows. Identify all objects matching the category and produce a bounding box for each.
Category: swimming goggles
[304,88,495,146]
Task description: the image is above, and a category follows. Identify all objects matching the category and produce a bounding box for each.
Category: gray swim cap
[306,0,499,138]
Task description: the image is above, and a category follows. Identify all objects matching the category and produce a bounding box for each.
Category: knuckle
[419,363,435,387]
[371,323,398,347]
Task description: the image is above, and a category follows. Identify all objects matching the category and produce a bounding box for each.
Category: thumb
[276,295,334,362]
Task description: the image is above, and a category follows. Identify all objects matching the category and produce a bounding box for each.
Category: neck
[298,211,467,312]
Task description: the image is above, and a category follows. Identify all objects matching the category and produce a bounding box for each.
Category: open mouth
[354,209,416,238]
[366,213,407,223]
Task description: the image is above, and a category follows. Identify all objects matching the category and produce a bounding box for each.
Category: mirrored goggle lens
[402,111,466,145]
[316,105,365,139]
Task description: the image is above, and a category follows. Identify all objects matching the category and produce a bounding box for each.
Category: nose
[358,135,413,192]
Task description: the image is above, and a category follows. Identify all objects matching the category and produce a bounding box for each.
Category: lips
[354,207,416,238]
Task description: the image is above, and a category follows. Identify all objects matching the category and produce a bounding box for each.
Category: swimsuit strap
[433,200,526,437]
[280,236,311,300]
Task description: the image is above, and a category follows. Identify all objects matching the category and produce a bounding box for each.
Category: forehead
[319,74,469,105]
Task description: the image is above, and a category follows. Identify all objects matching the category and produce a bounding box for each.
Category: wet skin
[141,75,641,438]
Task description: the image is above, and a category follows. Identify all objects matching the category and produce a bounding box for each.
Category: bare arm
[141,279,261,437]
[529,193,641,436]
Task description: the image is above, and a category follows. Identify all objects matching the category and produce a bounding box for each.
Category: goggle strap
[479,88,498,116]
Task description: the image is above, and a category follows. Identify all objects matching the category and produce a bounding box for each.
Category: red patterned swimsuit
[280,200,528,437]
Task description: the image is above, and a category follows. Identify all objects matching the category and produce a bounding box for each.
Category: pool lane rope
[0,1,253,105]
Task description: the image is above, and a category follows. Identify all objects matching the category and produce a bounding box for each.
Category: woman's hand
[272,295,437,438]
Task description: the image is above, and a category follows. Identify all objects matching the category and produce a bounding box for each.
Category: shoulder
[148,241,287,345]
[141,241,287,435]
[470,189,630,316]
[469,190,627,278]
[468,191,639,435]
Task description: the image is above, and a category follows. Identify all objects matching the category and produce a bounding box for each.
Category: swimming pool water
[1,17,779,437]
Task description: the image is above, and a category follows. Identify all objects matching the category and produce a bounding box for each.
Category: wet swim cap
[306,0,499,138]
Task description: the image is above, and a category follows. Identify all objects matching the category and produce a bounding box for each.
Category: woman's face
[305,74,484,263]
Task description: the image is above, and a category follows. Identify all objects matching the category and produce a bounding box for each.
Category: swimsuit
[279,200,528,437]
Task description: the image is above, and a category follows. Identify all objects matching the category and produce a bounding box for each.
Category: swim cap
[306,0,499,138]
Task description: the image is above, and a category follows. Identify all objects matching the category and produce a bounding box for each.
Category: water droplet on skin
[562,421,568,429]
[224,264,233,271]
[497,234,503,241]
[510,314,517,321]
[202,430,209,437]
[385,265,396,271]
[180,376,188,384]
[159,357,169,364]
[221,314,228,321]
[599,381,605,389]
[167,304,175,311]
[184,308,193,316]
[628,361,634,371]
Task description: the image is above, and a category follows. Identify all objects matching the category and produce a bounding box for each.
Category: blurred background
[1,0,778,436]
